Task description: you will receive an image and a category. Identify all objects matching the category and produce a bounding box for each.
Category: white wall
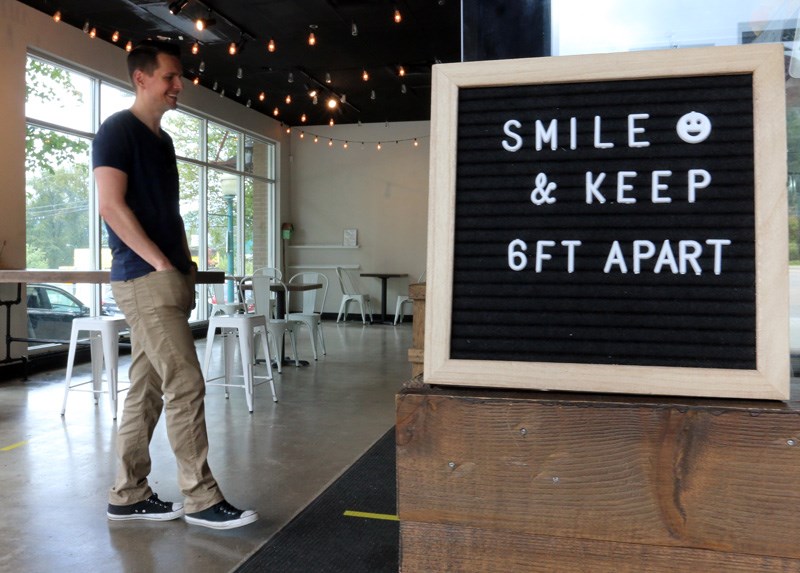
[0,0,290,360]
[287,121,430,317]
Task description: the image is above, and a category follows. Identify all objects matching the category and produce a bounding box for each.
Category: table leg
[379,277,389,323]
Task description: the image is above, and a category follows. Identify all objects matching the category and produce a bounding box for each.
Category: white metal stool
[202,313,277,412]
[61,316,129,420]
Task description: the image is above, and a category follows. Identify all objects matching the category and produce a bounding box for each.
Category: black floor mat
[235,428,398,573]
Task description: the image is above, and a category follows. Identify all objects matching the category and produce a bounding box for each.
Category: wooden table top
[0,269,225,284]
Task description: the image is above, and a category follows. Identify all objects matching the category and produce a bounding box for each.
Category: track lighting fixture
[168,0,190,16]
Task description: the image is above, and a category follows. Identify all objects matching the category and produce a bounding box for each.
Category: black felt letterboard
[450,74,756,369]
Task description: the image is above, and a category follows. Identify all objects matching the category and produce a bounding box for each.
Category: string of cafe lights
[47,1,415,128]
[282,126,428,151]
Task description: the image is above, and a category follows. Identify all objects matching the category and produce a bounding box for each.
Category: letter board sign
[424,44,789,399]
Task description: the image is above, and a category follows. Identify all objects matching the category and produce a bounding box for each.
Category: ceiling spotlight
[267,38,276,52]
[53,10,61,22]
[168,0,190,15]
[351,21,358,36]
[394,8,402,23]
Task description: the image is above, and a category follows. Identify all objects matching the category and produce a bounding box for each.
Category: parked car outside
[101,286,123,317]
[26,283,91,341]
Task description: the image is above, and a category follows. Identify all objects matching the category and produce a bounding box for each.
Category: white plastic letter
[617,171,637,204]
[679,240,703,275]
[586,172,607,204]
[561,240,582,273]
[508,239,527,271]
[687,169,711,203]
[628,113,650,148]
[705,239,731,275]
[502,119,522,152]
[570,117,577,150]
[633,240,656,274]
[535,240,556,272]
[535,119,558,151]
[651,170,672,204]
[653,240,679,274]
[594,116,614,149]
[604,241,628,273]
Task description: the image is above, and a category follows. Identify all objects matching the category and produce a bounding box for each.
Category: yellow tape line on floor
[343,510,399,522]
[1,441,28,452]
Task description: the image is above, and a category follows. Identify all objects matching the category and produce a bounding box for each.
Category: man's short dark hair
[127,40,181,83]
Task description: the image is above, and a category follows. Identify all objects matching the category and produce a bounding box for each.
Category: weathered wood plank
[400,522,800,572]
[397,386,800,560]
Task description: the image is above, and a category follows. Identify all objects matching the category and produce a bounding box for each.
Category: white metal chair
[202,312,277,411]
[245,273,301,368]
[61,315,130,420]
[209,282,242,316]
[335,267,373,324]
[287,272,328,359]
[394,271,426,325]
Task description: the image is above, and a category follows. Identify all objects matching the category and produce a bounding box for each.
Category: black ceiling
[18,0,462,126]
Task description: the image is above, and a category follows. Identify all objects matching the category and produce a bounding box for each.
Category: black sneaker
[107,493,184,521]
[184,500,258,530]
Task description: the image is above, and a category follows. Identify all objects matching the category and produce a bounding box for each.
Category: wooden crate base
[396,383,800,572]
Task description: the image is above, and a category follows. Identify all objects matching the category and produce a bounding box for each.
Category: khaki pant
[108,269,223,513]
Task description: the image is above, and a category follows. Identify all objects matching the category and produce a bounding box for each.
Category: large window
[24,54,277,348]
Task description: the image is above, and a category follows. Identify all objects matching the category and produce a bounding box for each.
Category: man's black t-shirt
[92,109,190,281]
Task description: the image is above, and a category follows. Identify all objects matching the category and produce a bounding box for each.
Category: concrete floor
[0,321,412,573]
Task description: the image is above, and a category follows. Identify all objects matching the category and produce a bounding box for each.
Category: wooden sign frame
[424,44,789,400]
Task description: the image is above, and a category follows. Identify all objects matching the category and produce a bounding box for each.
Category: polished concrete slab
[0,321,413,573]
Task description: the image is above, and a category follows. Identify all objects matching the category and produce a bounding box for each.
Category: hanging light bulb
[220,89,225,97]
[212,81,218,90]
[394,8,402,23]
[246,99,252,108]
[82,21,90,33]
[89,27,97,39]
[53,10,61,22]
[308,88,317,98]
[199,60,206,72]
[313,95,318,105]
[301,113,307,123]
[111,31,120,43]
[325,72,331,84]
[258,91,265,101]
[344,141,349,149]
[377,142,382,150]
[362,69,369,81]
[193,76,200,85]
[351,21,358,36]
[314,136,319,143]
[286,126,291,134]
[267,38,276,52]
[195,18,205,31]
[398,65,406,77]
[413,138,419,147]
[329,139,333,146]
[340,94,346,104]
[228,42,237,55]
[329,118,335,126]
[236,87,241,97]
[273,107,279,116]
[191,42,199,55]
[285,94,292,104]
[308,32,316,46]
[370,90,376,100]
[300,132,305,139]
[327,97,338,110]
[236,67,243,79]
[125,41,133,52]
[401,83,407,94]
[288,72,294,83]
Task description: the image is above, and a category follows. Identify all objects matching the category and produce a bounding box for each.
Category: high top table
[361,273,408,324]
[0,269,224,370]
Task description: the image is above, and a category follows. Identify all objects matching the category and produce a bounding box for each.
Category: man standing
[93,40,256,530]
